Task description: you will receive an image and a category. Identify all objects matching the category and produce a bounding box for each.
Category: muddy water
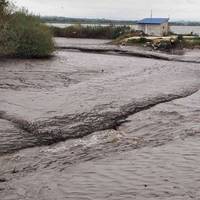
[4,138,199,200]
[0,39,200,199]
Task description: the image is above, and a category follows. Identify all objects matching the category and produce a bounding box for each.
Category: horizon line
[41,16,200,23]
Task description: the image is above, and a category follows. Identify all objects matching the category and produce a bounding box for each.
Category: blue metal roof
[137,18,169,25]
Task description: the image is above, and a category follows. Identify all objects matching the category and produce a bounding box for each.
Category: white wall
[137,23,169,36]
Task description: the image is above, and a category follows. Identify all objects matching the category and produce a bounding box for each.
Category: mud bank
[55,38,200,63]
[0,39,200,200]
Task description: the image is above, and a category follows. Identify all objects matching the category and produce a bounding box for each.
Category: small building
[137,18,169,36]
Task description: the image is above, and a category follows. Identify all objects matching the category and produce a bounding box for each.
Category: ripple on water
[1,137,200,200]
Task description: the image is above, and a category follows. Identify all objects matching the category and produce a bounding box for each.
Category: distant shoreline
[41,17,200,26]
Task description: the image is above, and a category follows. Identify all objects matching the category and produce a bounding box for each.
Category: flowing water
[0,39,200,200]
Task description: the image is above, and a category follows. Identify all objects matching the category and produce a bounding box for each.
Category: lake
[47,23,200,35]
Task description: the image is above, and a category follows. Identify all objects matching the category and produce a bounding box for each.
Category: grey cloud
[13,0,200,20]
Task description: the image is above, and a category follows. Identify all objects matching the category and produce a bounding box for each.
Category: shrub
[139,37,149,43]
[50,25,131,39]
[0,8,54,58]
[182,37,200,48]
[0,0,12,55]
[126,37,151,45]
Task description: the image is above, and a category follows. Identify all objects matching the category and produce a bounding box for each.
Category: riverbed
[0,38,200,200]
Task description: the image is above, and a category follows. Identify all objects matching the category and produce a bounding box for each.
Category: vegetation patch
[113,31,200,53]
[0,1,54,58]
[182,37,200,48]
[126,37,151,44]
[50,25,131,39]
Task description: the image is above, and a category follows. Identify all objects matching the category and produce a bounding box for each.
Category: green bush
[182,38,200,48]
[126,37,151,45]
[0,9,54,58]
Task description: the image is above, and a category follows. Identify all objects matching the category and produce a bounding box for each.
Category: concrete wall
[137,23,169,36]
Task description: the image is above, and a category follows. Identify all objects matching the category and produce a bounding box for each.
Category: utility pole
[151,9,153,18]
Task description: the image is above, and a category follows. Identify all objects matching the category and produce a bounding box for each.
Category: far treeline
[50,25,132,39]
[42,16,137,25]
[0,0,54,58]
[41,16,200,26]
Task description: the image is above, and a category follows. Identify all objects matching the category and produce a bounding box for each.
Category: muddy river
[0,38,200,200]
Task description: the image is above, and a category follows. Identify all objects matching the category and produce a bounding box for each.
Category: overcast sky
[12,0,200,21]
